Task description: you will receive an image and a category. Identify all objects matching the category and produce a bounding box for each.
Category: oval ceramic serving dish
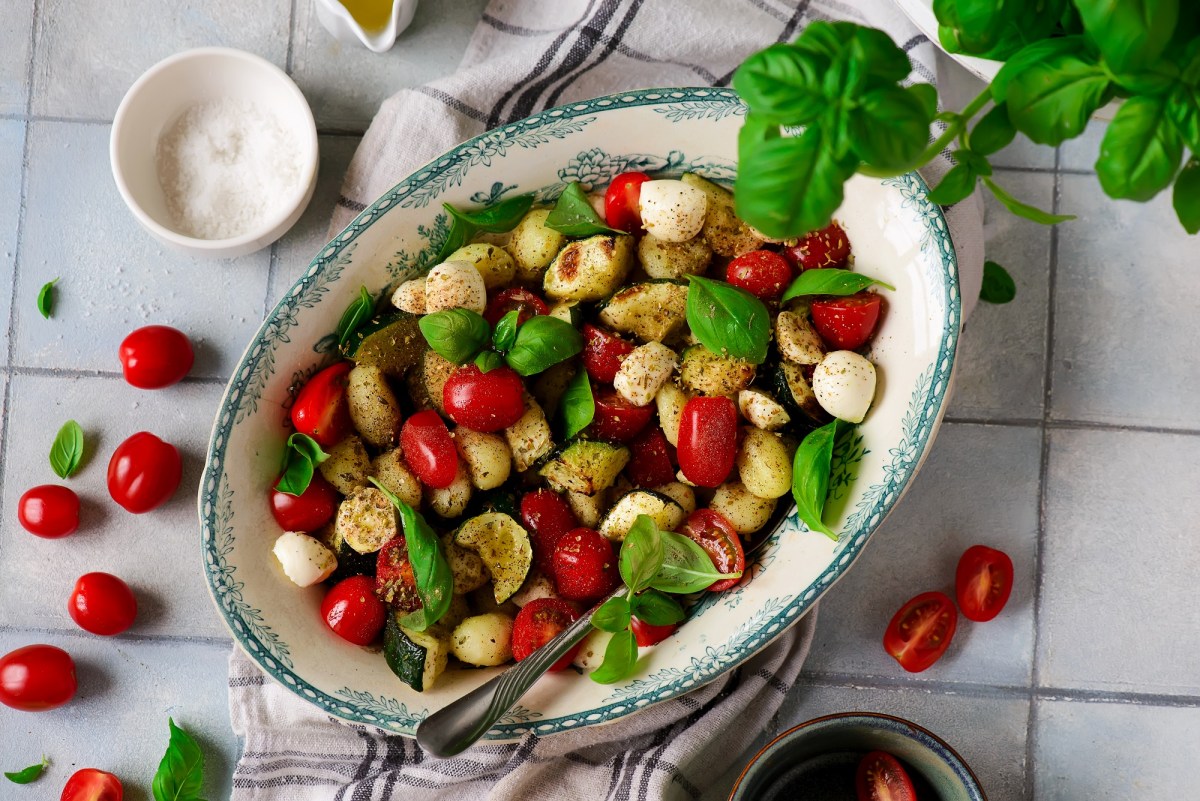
[199,87,961,741]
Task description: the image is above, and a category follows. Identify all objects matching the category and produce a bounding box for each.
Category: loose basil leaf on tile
[590,628,638,684]
[152,719,205,801]
[371,478,453,631]
[780,268,895,302]
[5,756,48,785]
[791,418,853,540]
[559,368,595,440]
[335,285,374,347]
[650,531,740,594]
[504,316,584,376]
[37,278,58,320]
[980,260,1016,304]
[685,276,771,364]
[591,595,632,633]
[276,433,329,496]
[492,309,520,352]
[545,181,624,238]
[49,419,84,479]
[630,589,685,627]
[419,308,492,365]
[619,515,665,595]
[474,350,505,373]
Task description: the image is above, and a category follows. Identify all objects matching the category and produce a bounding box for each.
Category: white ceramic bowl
[199,88,961,741]
[110,47,319,259]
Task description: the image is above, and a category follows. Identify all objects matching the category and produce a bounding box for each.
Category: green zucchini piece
[773,361,828,425]
[597,280,688,342]
[341,311,424,377]
[539,439,630,496]
[679,344,756,396]
[453,512,533,604]
[383,612,449,692]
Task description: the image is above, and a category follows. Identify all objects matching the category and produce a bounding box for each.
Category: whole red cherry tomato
[61,769,124,801]
[269,473,339,532]
[107,432,181,514]
[631,617,677,647]
[290,362,354,447]
[0,644,76,711]
[956,544,1014,622]
[726,250,793,300]
[856,751,917,801]
[581,324,636,383]
[442,365,526,433]
[604,171,652,232]
[511,598,582,671]
[627,427,675,487]
[782,221,851,270]
[589,387,654,442]
[322,575,388,645]
[883,591,957,673]
[810,291,883,351]
[484,287,549,326]
[118,325,194,389]
[551,528,619,602]
[520,489,578,573]
[678,509,745,592]
[400,410,458,489]
[68,573,138,636]
[17,484,80,538]
[677,397,738,487]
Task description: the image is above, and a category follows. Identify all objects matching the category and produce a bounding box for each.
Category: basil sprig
[336,285,374,347]
[474,350,505,373]
[276,433,329,496]
[37,278,58,320]
[152,719,206,801]
[780,268,895,302]
[559,368,594,439]
[545,181,624,238]
[49,419,84,479]
[371,478,454,631]
[419,308,492,365]
[504,316,583,376]
[5,757,48,785]
[792,418,853,541]
[685,276,770,364]
[492,310,520,352]
[436,193,535,262]
[980,261,1016,304]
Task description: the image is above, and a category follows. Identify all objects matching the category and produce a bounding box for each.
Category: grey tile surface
[1056,119,1106,173]
[0,120,24,361]
[0,1,34,115]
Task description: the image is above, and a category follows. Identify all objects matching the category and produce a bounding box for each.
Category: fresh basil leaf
[1173,157,1200,234]
[5,757,48,785]
[927,161,979,206]
[434,208,473,263]
[733,44,826,124]
[970,102,1017,156]
[781,269,894,302]
[686,276,771,364]
[983,178,1077,224]
[1074,0,1178,74]
[276,433,329,496]
[370,478,454,631]
[475,350,504,373]
[336,286,373,347]
[649,531,740,594]
[619,515,666,595]
[559,368,595,440]
[505,315,584,376]
[591,595,632,633]
[49,419,84,479]
[935,0,1063,60]
[419,308,492,365]
[152,719,205,801]
[493,310,520,352]
[37,278,58,320]
[1097,96,1185,201]
[545,182,623,238]
[449,193,535,233]
[1167,75,1200,153]
[980,261,1017,304]
[590,628,638,684]
[991,37,1086,102]
[847,24,913,83]
[849,84,934,170]
[630,589,685,627]
[792,418,852,540]
[1003,38,1109,145]
[907,83,939,120]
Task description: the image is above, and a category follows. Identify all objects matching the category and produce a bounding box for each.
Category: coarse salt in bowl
[110,47,319,259]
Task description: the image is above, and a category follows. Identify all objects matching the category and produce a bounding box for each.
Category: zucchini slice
[598,490,686,541]
[341,311,424,377]
[453,513,533,604]
[773,361,829,425]
[383,612,449,692]
[539,439,631,496]
[334,487,398,554]
[679,344,756,397]
[598,280,689,343]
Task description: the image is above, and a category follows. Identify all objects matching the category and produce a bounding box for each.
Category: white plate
[199,88,961,741]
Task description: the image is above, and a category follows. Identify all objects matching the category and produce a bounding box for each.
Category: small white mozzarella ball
[638,180,707,243]
[614,341,677,407]
[812,350,877,424]
[424,260,487,314]
[272,531,337,587]
[391,278,427,314]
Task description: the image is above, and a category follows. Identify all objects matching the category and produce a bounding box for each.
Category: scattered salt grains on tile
[156,98,302,240]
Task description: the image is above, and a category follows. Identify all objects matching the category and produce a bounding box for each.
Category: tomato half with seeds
[400,410,458,489]
[726,250,793,300]
[855,751,916,801]
[0,644,76,711]
[883,591,957,673]
[119,325,194,389]
[68,572,138,636]
[511,598,582,671]
[484,287,549,326]
[677,509,745,592]
[18,484,80,538]
[270,473,339,532]
[107,432,182,514]
[589,387,653,442]
[956,544,1014,622]
[322,575,388,645]
[581,324,635,384]
[627,427,675,487]
[676,396,738,487]
[375,537,421,613]
[61,769,123,801]
[810,292,883,351]
[443,364,526,433]
[520,489,578,573]
[604,171,652,232]
[290,362,354,447]
[782,221,851,270]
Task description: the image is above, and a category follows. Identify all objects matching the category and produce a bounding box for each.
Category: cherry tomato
[726,250,793,300]
[400,410,459,489]
[810,291,883,351]
[677,397,738,487]
[269,473,339,532]
[631,617,677,647]
[290,362,354,447]
[0,644,77,711]
[883,591,958,673]
[118,325,194,389]
[443,364,526,433]
[627,427,675,487]
[106,432,182,514]
[581,324,636,383]
[322,575,388,646]
[956,544,1014,622]
[782,221,851,270]
[375,537,421,613]
[551,528,619,602]
[855,751,917,801]
[61,769,123,801]
[68,573,137,636]
[511,598,582,671]
[678,509,745,592]
[17,484,80,538]
[589,387,654,442]
[520,489,578,573]
[484,287,549,326]
[604,171,652,232]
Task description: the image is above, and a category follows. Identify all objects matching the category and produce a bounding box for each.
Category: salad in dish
[266,170,892,692]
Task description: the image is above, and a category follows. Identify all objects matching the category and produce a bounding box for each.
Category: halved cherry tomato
[106,432,182,514]
[856,751,917,801]
[677,397,738,487]
[520,489,578,573]
[883,591,957,673]
[604,171,652,232]
[270,473,339,532]
[589,387,654,442]
[484,287,549,326]
[290,362,354,447]
[631,617,677,647]
[678,509,745,592]
[443,364,526,433]
[582,324,636,383]
[118,325,194,389]
[782,221,851,270]
[551,528,619,602]
[400,410,458,489]
[726,250,793,300]
[68,573,138,636]
[627,427,675,487]
[0,644,77,711]
[61,768,123,801]
[511,598,582,671]
[322,575,388,645]
[375,537,421,612]
[18,484,80,538]
[956,544,1014,622]
[810,292,883,351]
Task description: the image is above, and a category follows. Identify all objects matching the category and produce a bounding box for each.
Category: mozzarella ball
[638,180,707,243]
[391,278,427,314]
[424,260,487,314]
[272,531,337,587]
[614,341,677,407]
[812,350,877,424]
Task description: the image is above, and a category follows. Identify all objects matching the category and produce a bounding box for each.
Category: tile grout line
[0,623,231,648]
[943,414,1200,439]
[7,364,229,384]
[286,0,300,75]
